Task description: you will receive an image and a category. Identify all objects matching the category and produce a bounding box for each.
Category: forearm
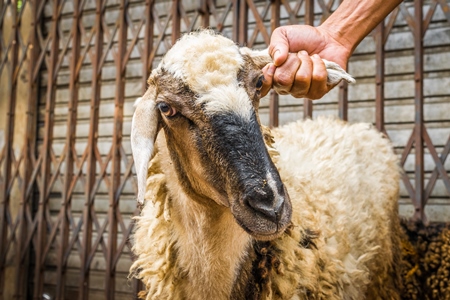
[320,0,403,55]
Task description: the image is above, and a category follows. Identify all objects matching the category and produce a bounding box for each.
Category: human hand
[261,25,351,99]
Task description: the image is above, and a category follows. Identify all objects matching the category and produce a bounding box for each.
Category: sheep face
[132,31,292,241]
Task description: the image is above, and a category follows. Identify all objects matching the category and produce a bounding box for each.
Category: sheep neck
[168,186,252,299]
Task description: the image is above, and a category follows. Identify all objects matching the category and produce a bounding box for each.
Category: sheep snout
[232,179,292,241]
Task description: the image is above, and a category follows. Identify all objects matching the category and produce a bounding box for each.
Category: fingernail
[267,64,276,76]
[300,50,308,56]
[312,54,320,59]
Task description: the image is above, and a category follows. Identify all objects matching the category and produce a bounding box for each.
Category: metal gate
[0,0,449,298]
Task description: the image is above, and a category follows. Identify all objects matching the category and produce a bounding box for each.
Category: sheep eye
[157,102,177,117]
[255,75,264,90]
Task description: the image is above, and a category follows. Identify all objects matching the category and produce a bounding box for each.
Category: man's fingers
[273,53,301,95]
[307,54,329,100]
[290,51,313,98]
[261,64,275,97]
[268,27,290,67]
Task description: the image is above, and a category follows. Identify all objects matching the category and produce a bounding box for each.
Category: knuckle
[291,92,305,98]
[314,71,328,83]
[308,87,328,100]
[291,82,309,95]
[274,73,293,87]
[273,86,289,95]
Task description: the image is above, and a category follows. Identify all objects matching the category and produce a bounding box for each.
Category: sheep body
[131,117,402,299]
[130,31,402,299]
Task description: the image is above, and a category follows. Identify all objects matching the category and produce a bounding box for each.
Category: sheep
[129,30,403,300]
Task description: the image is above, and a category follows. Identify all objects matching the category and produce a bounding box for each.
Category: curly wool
[130,117,402,300]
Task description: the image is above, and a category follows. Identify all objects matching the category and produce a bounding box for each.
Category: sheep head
[132,30,353,241]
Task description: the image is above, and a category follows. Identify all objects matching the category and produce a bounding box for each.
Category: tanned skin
[261,0,404,99]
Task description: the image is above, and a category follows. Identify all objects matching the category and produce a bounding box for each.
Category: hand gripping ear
[239,47,355,86]
[131,93,160,205]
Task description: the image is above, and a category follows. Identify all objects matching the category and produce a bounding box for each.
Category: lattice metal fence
[0,0,449,298]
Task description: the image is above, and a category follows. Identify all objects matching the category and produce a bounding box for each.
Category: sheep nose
[246,192,285,223]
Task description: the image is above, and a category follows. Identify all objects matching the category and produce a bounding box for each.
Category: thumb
[269,27,289,67]
[261,63,275,97]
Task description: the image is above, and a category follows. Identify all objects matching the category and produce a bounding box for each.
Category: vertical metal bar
[33,0,61,298]
[0,1,19,297]
[239,0,248,45]
[14,1,41,298]
[143,0,154,92]
[232,0,239,42]
[106,1,128,299]
[80,0,103,298]
[136,0,154,296]
[413,0,424,222]
[200,0,210,28]
[338,81,348,121]
[303,0,313,119]
[55,0,81,298]
[269,0,280,127]
[336,0,348,121]
[375,22,385,132]
[171,0,180,45]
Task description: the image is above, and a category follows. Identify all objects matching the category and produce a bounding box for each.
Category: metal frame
[0,0,449,298]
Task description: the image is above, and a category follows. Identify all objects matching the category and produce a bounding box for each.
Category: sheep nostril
[247,197,285,223]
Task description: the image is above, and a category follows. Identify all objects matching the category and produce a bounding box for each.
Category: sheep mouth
[231,194,292,241]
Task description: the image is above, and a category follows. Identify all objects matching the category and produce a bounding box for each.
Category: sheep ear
[240,47,273,69]
[321,59,355,85]
[240,47,355,85]
[131,89,160,206]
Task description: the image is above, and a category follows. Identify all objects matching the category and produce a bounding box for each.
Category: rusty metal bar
[303,0,313,119]
[412,0,425,223]
[0,1,19,297]
[137,2,155,296]
[374,22,385,132]
[232,0,239,41]
[269,0,280,127]
[336,0,348,121]
[172,0,180,45]
[239,0,248,45]
[200,0,210,28]
[246,0,270,46]
[423,129,450,199]
[338,81,348,121]
[106,0,128,298]
[143,0,154,92]
[79,0,103,298]
[55,0,81,298]
[13,0,41,298]
[33,0,61,298]
[425,134,450,203]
